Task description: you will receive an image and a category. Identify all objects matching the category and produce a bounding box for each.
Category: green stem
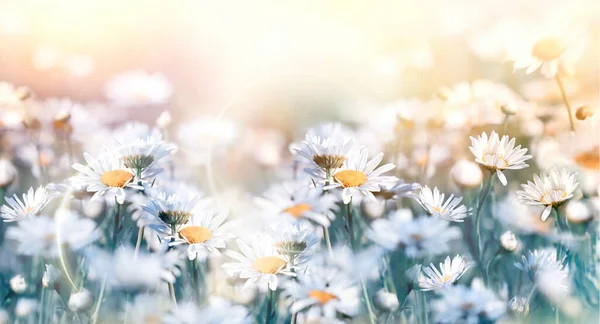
[346,200,355,250]
[554,208,568,232]
[266,289,274,324]
[360,275,376,324]
[91,277,107,324]
[193,259,201,305]
[421,290,429,324]
[134,226,145,259]
[323,226,333,257]
[476,173,495,257]
[112,201,121,250]
[555,75,575,132]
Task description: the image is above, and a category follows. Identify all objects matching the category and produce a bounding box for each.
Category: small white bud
[374,289,399,311]
[156,111,172,129]
[83,200,105,219]
[565,200,591,224]
[42,264,62,289]
[500,231,518,252]
[68,289,93,312]
[15,299,37,318]
[508,296,529,314]
[0,159,17,188]
[9,275,27,294]
[450,159,483,189]
[0,309,9,324]
[363,200,385,219]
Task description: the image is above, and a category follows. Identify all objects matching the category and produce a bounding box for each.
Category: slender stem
[323,226,333,257]
[555,75,575,132]
[112,201,121,250]
[38,288,46,324]
[525,283,537,305]
[554,208,568,232]
[421,290,429,324]
[134,226,145,259]
[193,259,201,305]
[289,256,297,324]
[168,282,177,305]
[360,276,376,324]
[266,289,274,324]
[346,201,355,250]
[502,114,510,134]
[476,173,495,256]
[555,306,560,324]
[91,277,107,324]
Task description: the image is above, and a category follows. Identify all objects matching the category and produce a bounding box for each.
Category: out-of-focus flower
[500,231,519,252]
[170,208,234,261]
[508,296,529,314]
[14,298,37,318]
[270,221,320,265]
[515,248,569,281]
[517,168,580,221]
[6,210,100,257]
[223,235,295,291]
[367,210,461,258]
[0,309,8,324]
[105,70,173,108]
[431,278,506,324]
[469,131,532,186]
[450,159,483,189]
[282,266,359,321]
[143,191,198,227]
[418,186,470,222]
[564,200,592,223]
[117,136,176,175]
[177,116,238,165]
[254,180,338,227]
[9,275,27,293]
[376,179,421,201]
[575,106,594,120]
[0,159,17,188]
[374,289,399,312]
[418,255,469,291]
[156,111,172,129]
[125,294,171,324]
[326,146,398,204]
[1,186,50,222]
[496,193,552,234]
[42,264,62,289]
[71,151,143,204]
[163,297,250,324]
[68,289,93,312]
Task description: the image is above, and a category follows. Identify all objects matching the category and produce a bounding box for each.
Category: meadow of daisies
[0,3,599,324]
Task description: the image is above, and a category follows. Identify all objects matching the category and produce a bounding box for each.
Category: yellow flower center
[461,302,475,311]
[540,190,568,206]
[143,315,162,324]
[439,275,453,283]
[100,170,134,188]
[410,233,424,241]
[308,290,338,304]
[334,170,367,188]
[532,37,566,61]
[24,206,34,213]
[481,154,508,169]
[283,203,312,218]
[313,155,346,170]
[253,256,286,274]
[179,226,213,244]
[433,206,445,214]
[574,148,599,170]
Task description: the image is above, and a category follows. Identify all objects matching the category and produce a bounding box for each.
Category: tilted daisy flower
[292,123,355,178]
[282,266,359,322]
[6,209,100,257]
[253,180,338,227]
[163,297,251,324]
[367,209,461,258]
[326,146,398,204]
[517,168,580,221]
[514,248,569,280]
[269,221,320,265]
[117,136,176,176]
[223,234,295,291]
[170,208,235,261]
[104,70,173,108]
[71,151,143,204]
[418,186,470,222]
[432,278,506,324]
[143,191,198,227]
[1,186,50,222]
[418,255,469,291]
[469,131,532,186]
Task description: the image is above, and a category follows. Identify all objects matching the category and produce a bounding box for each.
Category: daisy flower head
[282,266,359,322]
[143,191,198,227]
[326,146,398,204]
[6,209,100,257]
[71,150,142,204]
[254,180,338,227]
[105,70,173,108]
[418,186,471,222]
[171,208,235,261]
[1,186,50,222]
[418,255,469,291]
[517,168,580,221]
[117,136,176,176]
[163,297,251,324]
[469,131,532,186]
[432,278,506,324]
[269,221,320,265]
[514,248,569,279]
[125,294,171,324]
[223,234,294,291]
[112,121,162,145]
[367,209,461,258]
[374,179,421,201]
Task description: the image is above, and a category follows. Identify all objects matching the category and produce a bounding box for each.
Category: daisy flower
[418,255,469,291]
[253,180,338,227]
[170,208,235,261]
[104,70,173,108]
[163,297,251,324]
[418,186,470,222]
[282,266,359,322]
[71,151,143,204]
[514,248,569,279]
[143,191,198,227]
[223,235,295,291]
[326,146,398,204]
[432,278,506,324]
[6,210,100,257]
[1,186,50,222]
[117,136,176,176]
[373,179,421,201]
[516,168,580,221]
[125,294,172,324]
[367,209,461,258]
[269,221,320,265]
[469,131,532,186]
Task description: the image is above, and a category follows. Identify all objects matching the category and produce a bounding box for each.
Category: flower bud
[0,309,9,324]
[156,111,172,129]
[501,103,519,116]
[9,275,27,294]
[68,289,93,312]
[22,115,41,131]
[500,231,518,252]
[565,200,591,224]
[15,299,37,318]
[0,159,17,188]
[450,159,483,189]
[15,86,32,101]
[508,296,529,315]
[42,264,62,289]
[575,106,593,121]
[374,289,399,311]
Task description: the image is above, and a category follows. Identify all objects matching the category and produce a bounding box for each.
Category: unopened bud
[508,296,529,315]
[501,103,518,116]
[68,289,93,312]
[0,159,17,187]
[575,106,593,121]
[156,111,172,129]
[374,289,399,311]
[9,275,27,294]
[15,86,32,101]
[500,231,519,252]
[450,159,483,189]
[22,115,41,131]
